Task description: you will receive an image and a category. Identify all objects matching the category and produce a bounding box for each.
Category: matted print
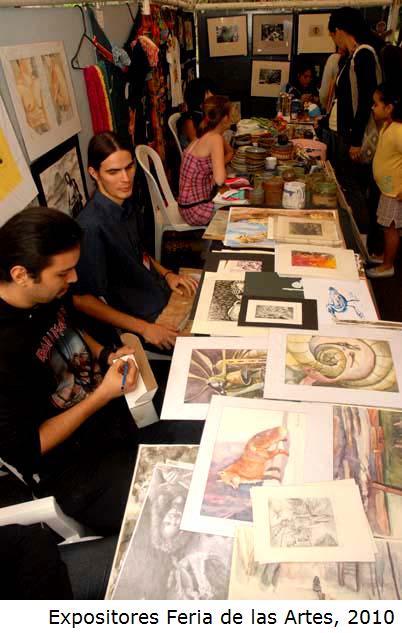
[239,295,318,330]
[191,272,265,336]
[0,41,80,161]
[275,244,359,280]
[161,336,269,420]
[251,480,375,563]
[207,16,247,58]
[251,61,290,98]
[298,13,335,54]
[224,207,275,248]
[333,405,402,539]
[275,215,342,247]
[205,251,274,273]
[253,14,293,57]
[302,278,378,326]
[180,396,333,537]
[229,527,399,599]
[112,464,232,599]
[105,444,198,598]
[264,326,402,408]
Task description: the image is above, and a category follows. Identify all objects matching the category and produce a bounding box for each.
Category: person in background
[178,95,232,226]
[177,78,234,164]
[286,58,320,105]
[319,46,347,114]
[367,84,402,278]
[326,7,383,253]
[0,208,139,535]
[73,132,197,351]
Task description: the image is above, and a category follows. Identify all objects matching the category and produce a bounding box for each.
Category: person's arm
[148,257,198,296]
[350,49,378,153]
[223,139,234,165]
[39,358,137,454]
[210,134,226,187]
[183,118,197,143]
[73,294,178,349]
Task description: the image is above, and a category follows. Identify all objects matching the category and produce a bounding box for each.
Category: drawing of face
[161,496,185,538]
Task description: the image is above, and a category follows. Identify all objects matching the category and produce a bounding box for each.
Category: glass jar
[312,181,338,208]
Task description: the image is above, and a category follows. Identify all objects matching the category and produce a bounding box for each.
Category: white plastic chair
[135,144,207,261]
[168,112,183,158]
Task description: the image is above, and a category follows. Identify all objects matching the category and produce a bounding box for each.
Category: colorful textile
[83,65,113,134]
[178,144,214,225]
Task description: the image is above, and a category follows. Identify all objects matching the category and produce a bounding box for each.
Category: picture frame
[180,395,333,538]
[251,60,290,98]
[184,19,194,51]
[264,325,402,409]
[275,244,359,280]
[0,41,81,161]
[252,14,293,57]
[161,335,270,420]
[297,13,335,54]
[238,295,318,330]
[30,135,88,218]
[207,16,248,58]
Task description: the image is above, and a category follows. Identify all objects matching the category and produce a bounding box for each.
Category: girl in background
[178,95,232,226]
[368,84,402,278]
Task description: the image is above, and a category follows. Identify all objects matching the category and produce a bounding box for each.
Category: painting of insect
[184,348,268,403]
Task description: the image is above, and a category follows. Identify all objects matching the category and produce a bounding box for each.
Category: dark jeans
[326,130,383,254]
[37,401,139,536]
[0,524,116,599]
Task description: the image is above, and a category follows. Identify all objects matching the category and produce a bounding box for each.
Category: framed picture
[0,41,81,161]
[275,244,359,280]
[238,295,318,330]
[298,13,335,54]
[30,135,88,218]
[251,60,290,98]
[252,14,293,57]
[230,100,242,124]
[207,16,248,58]
[184,19,194,51]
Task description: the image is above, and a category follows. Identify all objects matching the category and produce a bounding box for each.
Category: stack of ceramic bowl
[234,133,252,147]
[245,146,267,173]
[258,134,276,152]
[231,146,252,173]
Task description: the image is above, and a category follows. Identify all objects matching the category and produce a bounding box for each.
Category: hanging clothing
[166,36,183,107]
[83,65,114,134]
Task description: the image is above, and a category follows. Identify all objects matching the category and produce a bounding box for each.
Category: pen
[121,361,129,391]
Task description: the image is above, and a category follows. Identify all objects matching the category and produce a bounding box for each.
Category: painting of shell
[333,405,402,538]
[184,348,267,404]
[285,335,398,392]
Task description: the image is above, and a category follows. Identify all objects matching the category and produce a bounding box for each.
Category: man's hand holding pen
[97,357,138,402]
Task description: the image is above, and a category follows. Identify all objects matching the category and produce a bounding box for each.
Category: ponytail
[197,95,231,137]
[376,82,402,122]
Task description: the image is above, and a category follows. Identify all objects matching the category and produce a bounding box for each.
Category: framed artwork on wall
[0,41,81,161]
[251,60,290,98]
[30,135,88,218]
[297,13,336,54]
[184,19,194,51]
[252,14,293,57]
[207,16,248,58]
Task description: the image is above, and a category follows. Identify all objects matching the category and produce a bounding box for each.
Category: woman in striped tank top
[178,95,232,226]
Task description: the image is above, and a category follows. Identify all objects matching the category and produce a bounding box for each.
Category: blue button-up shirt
[75,191,169,321]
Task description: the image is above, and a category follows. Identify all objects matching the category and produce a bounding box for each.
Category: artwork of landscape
[291,250,336,269]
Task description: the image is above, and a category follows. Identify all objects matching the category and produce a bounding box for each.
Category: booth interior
[1,0,402,601]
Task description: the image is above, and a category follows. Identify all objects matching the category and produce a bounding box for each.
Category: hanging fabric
[83,65,114,134]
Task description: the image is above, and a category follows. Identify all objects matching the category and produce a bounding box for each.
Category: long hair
[197,95,231,138]
[328,8,383,52]
[87,131,134,171]
[0,207,81,282]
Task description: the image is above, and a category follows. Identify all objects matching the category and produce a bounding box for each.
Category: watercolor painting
[184,348,267,403]
[229,527,400,599]
[333,405,402,537]
[269,497,338,548]
[291,250,336,269]
[200,412,292,523]
[285,335,398,392]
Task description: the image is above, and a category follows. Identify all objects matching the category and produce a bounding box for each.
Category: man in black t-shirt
[0,207,138,534]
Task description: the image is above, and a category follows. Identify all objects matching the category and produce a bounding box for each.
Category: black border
[30,134,88,210]
[238,294,318,330]
[205,251,274,273]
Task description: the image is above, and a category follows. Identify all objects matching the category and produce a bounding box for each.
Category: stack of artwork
[223,207,343,250]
